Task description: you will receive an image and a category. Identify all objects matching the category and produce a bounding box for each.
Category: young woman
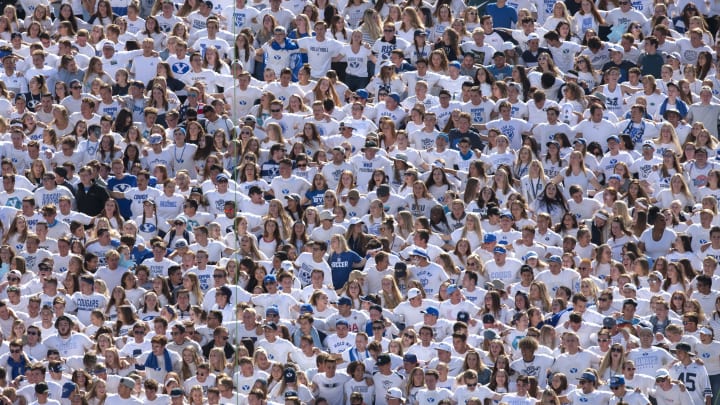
[654,173,694,210]
[490,169,517,208]
[367,60,404,96]
[572,0,604,39]
[517,160,546,205]
[404,181,436,218]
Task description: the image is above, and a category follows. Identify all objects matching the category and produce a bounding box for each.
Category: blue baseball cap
[607,135,620,143]
[548,255,562,263]
[494,246,507,254]
[484,234,497,243]
[421,306,440,317]
[578,372,596,382]
[609,375,625,388]
[263,274,277,284]
[411,248,430,260]
[338,297,352,306]
[149,134,163,145]
[265,305,279,315]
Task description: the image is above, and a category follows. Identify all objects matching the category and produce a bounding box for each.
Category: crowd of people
[0,0,719,403]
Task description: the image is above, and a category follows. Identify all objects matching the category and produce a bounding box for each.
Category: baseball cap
[603,317,617,328]
[338,297,353,306]
[403,353,418,363]
[407,288,421,299]
[149,134,163,145]
[120,377,135,389]
[263,274,277,284]
[675,342,695,355]
[609,375,625,388]
[578,372,596,382]
[387,387,405,400]
[35,382,50,394]
[433,342,452,352]
[421,306,439,317]
[265,305,279,315]
[263,322,279,330]
[376,353,391,366]
[284,368,296,383]
[411,248,430,260]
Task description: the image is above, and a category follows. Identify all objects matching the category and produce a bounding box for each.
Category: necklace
[174,144,187,164]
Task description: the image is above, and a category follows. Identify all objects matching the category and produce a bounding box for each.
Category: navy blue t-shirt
[305,189,326,207]
[106,174,137,219]
[329,251,363,288]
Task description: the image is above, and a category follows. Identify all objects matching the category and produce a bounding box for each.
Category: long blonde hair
[380,274,403,309]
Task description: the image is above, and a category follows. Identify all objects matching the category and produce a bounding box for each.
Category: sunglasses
[611,348,623,353]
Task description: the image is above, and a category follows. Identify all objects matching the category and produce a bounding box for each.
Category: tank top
[602,84,624,116]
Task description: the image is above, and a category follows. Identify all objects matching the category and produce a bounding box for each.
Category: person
[608,375,651,405]
[667,343,712,405]
[0,4,718,405]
